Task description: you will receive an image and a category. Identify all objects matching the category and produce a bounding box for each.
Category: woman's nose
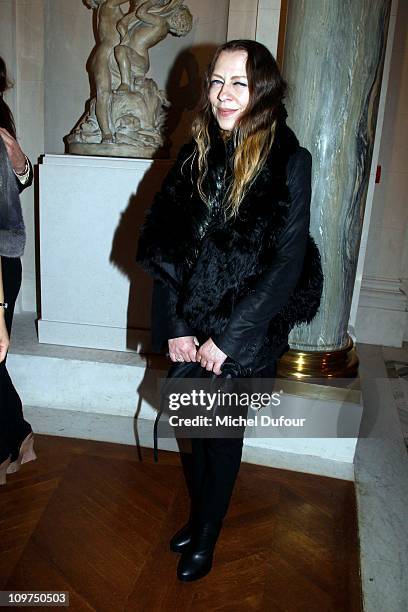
[217,83,232,101]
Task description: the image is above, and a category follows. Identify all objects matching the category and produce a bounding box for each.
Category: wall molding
[355,274,407,347]
[358,274,408,312]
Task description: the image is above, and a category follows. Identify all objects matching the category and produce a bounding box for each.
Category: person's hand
[168,335,199,363]
[196,338,227,375]
[0,316,9,364]
[0,128,27,174]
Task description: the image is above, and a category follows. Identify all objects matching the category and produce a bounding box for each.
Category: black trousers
[0,257,31,462]
[186,359,278,524]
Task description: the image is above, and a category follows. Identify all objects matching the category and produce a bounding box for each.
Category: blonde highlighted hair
[191,40,287,219]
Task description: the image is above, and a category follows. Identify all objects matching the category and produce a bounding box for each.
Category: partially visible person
[0,56,36,485]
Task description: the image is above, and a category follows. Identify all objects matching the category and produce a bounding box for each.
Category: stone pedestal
[38,154,172,352]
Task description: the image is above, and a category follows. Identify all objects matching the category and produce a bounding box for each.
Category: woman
[137,40,323,581]
[0,57,36,485]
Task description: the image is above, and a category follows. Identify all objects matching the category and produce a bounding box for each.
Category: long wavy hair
[0,57,16,138]
[191,40,287,218]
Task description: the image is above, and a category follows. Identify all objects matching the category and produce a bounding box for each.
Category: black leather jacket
[148,152,319,370]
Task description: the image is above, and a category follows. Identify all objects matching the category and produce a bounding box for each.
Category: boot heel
[7,433,37,475]
[0,457,11,485]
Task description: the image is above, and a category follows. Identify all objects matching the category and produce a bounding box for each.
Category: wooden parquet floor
[0,435,362,611]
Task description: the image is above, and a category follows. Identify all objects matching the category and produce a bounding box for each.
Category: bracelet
[0,302,8,310]
[15,156,29,176]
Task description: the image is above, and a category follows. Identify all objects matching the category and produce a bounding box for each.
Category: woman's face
[209,50,250,132]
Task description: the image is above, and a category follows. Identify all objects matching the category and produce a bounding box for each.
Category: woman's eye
[234,82,247,87]
[210,79,223,86]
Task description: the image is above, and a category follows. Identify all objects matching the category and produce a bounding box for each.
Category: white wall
[355,0,408,347]
[227,0,282,58]
[0,1,16,114]
[43,0,93,155]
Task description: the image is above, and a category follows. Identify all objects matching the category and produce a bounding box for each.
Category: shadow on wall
[109,159,158,351]
[109,44,217,354]
[164,46,205,155]
[109,160,170,443]
[108,43,218,449]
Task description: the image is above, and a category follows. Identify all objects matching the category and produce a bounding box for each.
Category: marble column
[283,0,391,353]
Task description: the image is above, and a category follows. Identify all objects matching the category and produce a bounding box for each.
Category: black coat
[137,117,323,372]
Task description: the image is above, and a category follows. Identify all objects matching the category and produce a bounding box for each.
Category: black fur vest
[137,118,323,366]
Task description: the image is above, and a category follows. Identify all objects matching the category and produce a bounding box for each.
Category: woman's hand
[196,338,227,375]
[0,316,10,364]
[168,335,199,363]
[0,127,27,174]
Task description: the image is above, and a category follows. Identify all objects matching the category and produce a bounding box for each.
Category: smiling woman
[136,39,323,582]
[208,49,250,132]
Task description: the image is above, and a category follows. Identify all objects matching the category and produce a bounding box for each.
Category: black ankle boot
[170,522,193,553]
[177,521,222,582]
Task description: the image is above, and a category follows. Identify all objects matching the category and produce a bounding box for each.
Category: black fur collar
[137,111,303,282]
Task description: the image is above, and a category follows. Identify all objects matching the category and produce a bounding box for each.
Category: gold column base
[277,335,359,379]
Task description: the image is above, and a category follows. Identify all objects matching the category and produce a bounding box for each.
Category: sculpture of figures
[115,0,193,92]
[85,0,133,143]
[67,0,193,158]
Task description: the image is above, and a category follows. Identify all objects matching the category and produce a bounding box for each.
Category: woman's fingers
[196,338,227,374]
[189,346,199,361]
[213,363,222,376]
[0,127,12,141]
[168,336,198,362]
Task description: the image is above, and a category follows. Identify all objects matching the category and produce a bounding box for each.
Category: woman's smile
[216,108,240,117]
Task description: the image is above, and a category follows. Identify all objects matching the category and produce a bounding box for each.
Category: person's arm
[151,263,198,362]
[0,128,33,193]
[212,147,312,368]
[152,261,195,343]
[0,257,10,363]
[117,2,143,40]
[136,141,198,361]
[136,0,164,27]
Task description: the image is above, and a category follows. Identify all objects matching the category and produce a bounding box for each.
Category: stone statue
[67,0,193,158]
